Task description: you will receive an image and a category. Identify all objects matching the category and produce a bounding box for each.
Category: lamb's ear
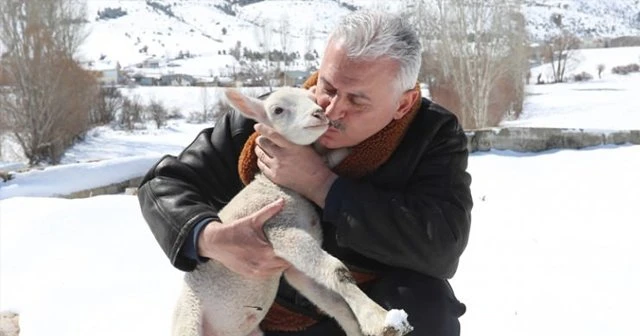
[224,89,269,124]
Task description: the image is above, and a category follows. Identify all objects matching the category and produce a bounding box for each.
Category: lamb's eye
[274,107,284,115]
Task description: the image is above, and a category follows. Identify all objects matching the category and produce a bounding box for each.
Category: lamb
[172,87,413,336]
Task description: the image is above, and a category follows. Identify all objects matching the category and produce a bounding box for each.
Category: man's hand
[254,123,338,208]
[197,199,290,279]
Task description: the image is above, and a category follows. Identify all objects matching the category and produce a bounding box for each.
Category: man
[138,10,472,336]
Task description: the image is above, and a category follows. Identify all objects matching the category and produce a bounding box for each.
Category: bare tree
[119,95,144,131]
[229,40,242,62]
[597,63,605,79]
[242,60,269,87]
[303,24,316,70]
[544,29,581,83]
[279,13,291,85]
[405,0,528,129]
[148,99,167,129]
[92,86,123,125]
[254,17,273,90]
[504,10,529,119]
[0,0,98,164]
[195,86,212,123]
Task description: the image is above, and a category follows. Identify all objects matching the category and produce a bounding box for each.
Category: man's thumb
[254,198,285,225]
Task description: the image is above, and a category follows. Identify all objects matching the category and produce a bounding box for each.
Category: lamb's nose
[312,109,325,121]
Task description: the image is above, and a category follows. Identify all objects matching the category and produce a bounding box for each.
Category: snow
[0,196,184,336]
[450,145,640,336]
[524,0,640,40]
[2,73,639,334]
[384,309,410,330]
[0,156,158,199]
[2,145,639,336]
[117,86,270,116]
[1,2,640,333]
[501,47,640,130]
[78,0,640,79]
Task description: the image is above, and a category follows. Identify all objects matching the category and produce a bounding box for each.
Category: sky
[1,45,640,335]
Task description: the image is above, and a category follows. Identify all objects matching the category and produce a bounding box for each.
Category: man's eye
[323,88,336,96]
[274,107,284,115]
[350,99,366,107]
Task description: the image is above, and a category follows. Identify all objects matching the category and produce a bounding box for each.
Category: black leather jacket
[138,97,472,280]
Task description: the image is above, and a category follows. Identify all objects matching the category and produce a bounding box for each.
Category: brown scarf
[238,72,423,332]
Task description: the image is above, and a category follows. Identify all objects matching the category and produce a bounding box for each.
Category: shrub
[611,63,640,75]
[148,99,168,129]
[211,98,233,121]
[167,107,182,119]
[91,87,123,125]
[119,96,145,131]
[97,7,127,20]
[573,71,593,82]
[0,171,13,182]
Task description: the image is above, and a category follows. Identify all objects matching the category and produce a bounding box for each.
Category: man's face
[314,41,415,149]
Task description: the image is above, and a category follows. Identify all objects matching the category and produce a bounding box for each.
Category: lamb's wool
[237,73,423,332]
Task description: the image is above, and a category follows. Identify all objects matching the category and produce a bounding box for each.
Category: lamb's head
[224,87,329,145]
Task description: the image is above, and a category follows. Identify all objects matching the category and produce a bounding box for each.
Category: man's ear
[224,89,269,124]
[393,88,420,120]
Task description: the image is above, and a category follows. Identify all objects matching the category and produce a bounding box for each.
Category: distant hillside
[523,0,640,41]
[80,0,640,78]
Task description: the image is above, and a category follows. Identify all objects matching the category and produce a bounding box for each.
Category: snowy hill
[524,0,640,40]
[81,0,355,76]
[81,0,640,77]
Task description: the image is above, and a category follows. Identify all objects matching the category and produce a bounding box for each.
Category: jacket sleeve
[137,110,253,272]
[322,114,473,279]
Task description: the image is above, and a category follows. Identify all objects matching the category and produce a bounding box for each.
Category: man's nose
[323,96,345,120]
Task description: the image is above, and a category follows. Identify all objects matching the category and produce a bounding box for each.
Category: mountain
[81,0,640,77]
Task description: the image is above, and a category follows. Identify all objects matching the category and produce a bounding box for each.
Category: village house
[160,73,196,86]
[81,60,122,86]
[133,72,162,86]
[281,70,311,87]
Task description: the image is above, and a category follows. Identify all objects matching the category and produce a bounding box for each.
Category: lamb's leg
[273,232,413,336]
[173,284,202,336]
[283,267,363,336]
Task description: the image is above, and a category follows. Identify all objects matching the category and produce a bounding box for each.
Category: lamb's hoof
[381,310,413,336]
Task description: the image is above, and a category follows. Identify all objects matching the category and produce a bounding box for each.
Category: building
[160,73,196,86]
[281,70,311,87]
[82,60,121,86]
[142,58,161,69]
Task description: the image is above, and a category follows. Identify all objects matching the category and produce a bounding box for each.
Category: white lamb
[173,87,413,336]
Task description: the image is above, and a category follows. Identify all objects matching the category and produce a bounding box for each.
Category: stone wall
[57,128,640,198]
[467,128,640,153]
[61,176,143,199]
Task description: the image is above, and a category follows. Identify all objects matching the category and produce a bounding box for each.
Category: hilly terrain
[82,0,640,76]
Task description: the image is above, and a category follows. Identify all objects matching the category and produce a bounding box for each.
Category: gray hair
[328,10,422,92]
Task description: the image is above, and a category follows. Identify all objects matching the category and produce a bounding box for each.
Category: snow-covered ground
[2,145,639,336]
[502,46,640,130]
[0,195,184,336]
[1,44,640,335]
[451,145,640,336]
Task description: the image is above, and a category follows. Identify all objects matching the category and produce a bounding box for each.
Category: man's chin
[318,134,340,149]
